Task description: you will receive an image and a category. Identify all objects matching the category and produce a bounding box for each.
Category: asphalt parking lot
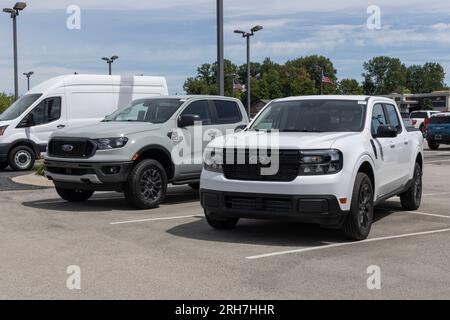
[1,147,450,299]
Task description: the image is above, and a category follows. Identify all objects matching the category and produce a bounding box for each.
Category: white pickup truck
[200,96,424,240]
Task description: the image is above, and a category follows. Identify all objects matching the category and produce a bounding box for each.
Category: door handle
[57,125,66,129]
[390,144,395,149]
[404,141,409,145]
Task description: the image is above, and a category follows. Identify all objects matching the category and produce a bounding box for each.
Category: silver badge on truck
[62,144,74,152]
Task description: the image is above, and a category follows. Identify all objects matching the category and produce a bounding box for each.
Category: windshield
[0,94,42,121]
[250,100,365,132]
[106,98,183,123]
[430,116,450,124]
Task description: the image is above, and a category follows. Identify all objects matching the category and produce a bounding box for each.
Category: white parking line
[246,228,450,260]
[377,207,450,220]
[110,215,199,225]
[425,159,450,164]
[423,192,450,197]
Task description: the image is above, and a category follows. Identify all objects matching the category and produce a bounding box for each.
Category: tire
[56,187,94,202]
[204,210,239,230]
[188,183,200,190]
[0,162,8,170]
[400,163,422,211]
[341,173,374,241]
[428,140,440,150]
[8,145,35,171]
[124,159,167,209]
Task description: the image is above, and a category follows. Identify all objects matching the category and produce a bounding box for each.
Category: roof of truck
[272,95,394,103]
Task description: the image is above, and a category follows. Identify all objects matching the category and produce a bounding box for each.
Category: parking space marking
[377,207,450,220]
[423,192,450,197]
[245,228,450,260]
[110,215,200,225]
[425,159,450,164]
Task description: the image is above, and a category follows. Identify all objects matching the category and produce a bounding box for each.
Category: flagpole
[320,68,324,95]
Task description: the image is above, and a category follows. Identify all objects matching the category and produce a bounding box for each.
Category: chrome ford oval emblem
[62,144,74,152]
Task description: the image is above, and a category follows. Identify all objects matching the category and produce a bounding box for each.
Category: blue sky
[1,0,450,95]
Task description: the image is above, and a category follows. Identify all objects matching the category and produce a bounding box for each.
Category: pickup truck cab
[426,112,450,150]
[44,96,248,209]
[200,96,424,240]
[410,110,439,133]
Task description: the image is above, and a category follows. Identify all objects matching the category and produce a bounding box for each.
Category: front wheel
[124,159,168,209]
[341,173,374,240]
[428,141,440,150]
[204,210,239,230]
[56,187,94,202]
[8,145,35,171]
[400,163,422,211]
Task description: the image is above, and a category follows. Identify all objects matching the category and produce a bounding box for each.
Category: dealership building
[385,91,450,113]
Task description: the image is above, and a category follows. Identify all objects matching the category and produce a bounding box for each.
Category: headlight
[0,125,8,136]
[93,137,128,150]
[299,149,343,175]
[203,147,223,172]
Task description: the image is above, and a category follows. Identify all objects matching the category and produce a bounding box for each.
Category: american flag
[322,75,333,84]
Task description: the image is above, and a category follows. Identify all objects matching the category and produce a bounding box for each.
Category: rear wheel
[124,159,167,209]
[204,210,239,230]
[56,187,94,202]
[400,163,422,211]
[8,145,35,171]
[341,173,374,240]
[428,140,440,150]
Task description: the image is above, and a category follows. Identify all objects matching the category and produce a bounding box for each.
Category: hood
[0,120,12,127]
[209,131,360,150]
[52,121,161,139]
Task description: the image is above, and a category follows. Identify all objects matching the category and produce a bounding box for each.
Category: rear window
[430,116,450,124]
[213,100,242,124]
[410,112,427,119]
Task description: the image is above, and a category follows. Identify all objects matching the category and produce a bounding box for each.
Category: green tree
[338,79,364,95]
[362,56,407,95]
[285,55,337,94]
[422,98,434,110]
[406,63,446,93]
[0,92,14,113]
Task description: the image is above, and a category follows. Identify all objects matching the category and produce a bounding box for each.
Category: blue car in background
[426,112,450,150]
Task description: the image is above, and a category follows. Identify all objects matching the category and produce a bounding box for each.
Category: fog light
[103,166,120,175]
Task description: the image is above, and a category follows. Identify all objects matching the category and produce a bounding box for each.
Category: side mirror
[234,124,247,133]
[17,114,34,128]
[178,114,201,128]
[376,125,398,138]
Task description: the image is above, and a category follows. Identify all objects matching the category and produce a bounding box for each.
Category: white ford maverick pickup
[200,96,424,240]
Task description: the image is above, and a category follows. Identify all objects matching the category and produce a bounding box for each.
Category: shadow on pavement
[21,186,199,213]
[166,205,398,247]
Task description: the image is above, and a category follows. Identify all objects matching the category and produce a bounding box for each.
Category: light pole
[234,25,263,116]
[102,55,119,75]
[3,2,27,101]
[216,0,224,96]
[23,71,33,90]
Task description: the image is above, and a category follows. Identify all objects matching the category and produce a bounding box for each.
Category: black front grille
[225,196,293,213]
[46,166,94,176]
[223,149,300,182]
[48,139,96,158]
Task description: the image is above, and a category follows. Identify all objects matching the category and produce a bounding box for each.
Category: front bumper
[200,189,348,227]
[44,159,134,191]
[0,143,9,162]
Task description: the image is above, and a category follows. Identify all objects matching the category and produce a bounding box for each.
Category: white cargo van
[0,74,168,170]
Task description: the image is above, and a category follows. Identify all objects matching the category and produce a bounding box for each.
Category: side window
[371,104,387,136]
[385,104,402,133]
[29,97,62,126]
[213,100,242,124]
[180,100,212,125]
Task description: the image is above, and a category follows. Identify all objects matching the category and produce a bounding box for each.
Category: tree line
[184,55,447,104]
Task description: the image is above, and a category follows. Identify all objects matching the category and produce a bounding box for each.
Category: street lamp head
[102,57,110,62]
[234,30,246,35]
[251,25,263,33]
[111,55,119,61]
[13,2,27,11]
[3,8,14,13]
